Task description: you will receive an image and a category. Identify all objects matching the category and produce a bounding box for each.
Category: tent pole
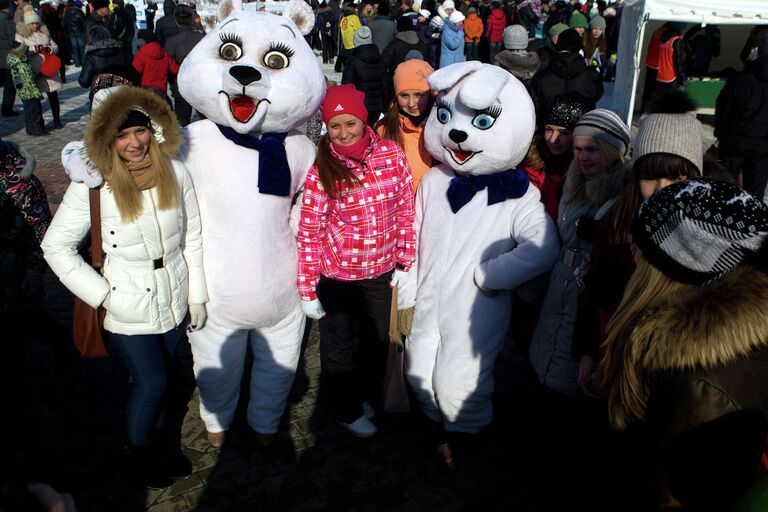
[627,17,649,127]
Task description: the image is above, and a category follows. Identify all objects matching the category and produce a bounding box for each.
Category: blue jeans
[105,327,184,445]
[465,42,479,61]
[69,34,85,66]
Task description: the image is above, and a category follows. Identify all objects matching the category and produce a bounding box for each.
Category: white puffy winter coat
[42,159,207,335]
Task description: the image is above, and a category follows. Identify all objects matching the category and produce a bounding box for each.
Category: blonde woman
[42,87,207,489]
[529,109,632,398]
[599,178,768,511]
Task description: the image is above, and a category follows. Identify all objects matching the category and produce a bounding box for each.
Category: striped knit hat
[633,178,768,285]
[573,109,631,156]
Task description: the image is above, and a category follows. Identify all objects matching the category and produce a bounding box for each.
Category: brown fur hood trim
[523,137,544,171]
[85,87,182,172]
[15,20,50,40]
[564,157,632,206]
[630,267,768,374]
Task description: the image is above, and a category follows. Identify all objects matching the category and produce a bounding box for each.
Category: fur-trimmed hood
[563,157,632,206]
[15,19,50,40]
[603,266,768,429]
[84,87,182,174]
[494,50,540,82]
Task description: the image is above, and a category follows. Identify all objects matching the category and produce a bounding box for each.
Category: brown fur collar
[15,20,50,40]
[630,267,768,374]
[564,157,632,206]
[523,137,544,171]
[605,267,768,429]
[85,87,182,173]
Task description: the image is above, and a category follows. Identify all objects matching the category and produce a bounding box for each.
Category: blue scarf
[446,168,530,214]
[216,125,291,197]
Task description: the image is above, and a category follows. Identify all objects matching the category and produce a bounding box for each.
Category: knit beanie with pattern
[544,92,596,130]
[394,59,434,94]
[503,25,529,50]
[633,178,768,285]
[573,109,631,156]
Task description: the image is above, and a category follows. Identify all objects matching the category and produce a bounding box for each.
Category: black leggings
[46,91,60,124]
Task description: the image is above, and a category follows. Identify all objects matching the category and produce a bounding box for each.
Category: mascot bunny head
[425,62,535,175]
[178,0,326,135]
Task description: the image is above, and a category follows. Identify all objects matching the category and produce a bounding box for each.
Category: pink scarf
[332,133,371,162]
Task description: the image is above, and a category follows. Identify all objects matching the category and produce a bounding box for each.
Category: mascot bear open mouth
[446,147,481,165]
[220,91,271,123]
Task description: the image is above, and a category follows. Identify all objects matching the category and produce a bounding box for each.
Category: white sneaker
[362,401,375,420]
[338,415,377,438]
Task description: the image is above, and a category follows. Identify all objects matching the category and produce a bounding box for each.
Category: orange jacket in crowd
[464,12,484,43]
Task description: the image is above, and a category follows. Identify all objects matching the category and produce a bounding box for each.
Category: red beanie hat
[321,84,368,125]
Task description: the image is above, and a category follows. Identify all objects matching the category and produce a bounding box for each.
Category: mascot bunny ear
[282,0,316,36]
[218,0,243,21]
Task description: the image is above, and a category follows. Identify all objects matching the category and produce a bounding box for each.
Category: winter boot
[155,429,192,480]
[125,445,173,489]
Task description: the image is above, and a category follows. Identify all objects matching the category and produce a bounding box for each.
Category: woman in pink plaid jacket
[297,84,416,438]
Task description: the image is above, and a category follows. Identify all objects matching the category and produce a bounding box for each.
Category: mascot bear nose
[449,129,468,144]
[230,65,263,86]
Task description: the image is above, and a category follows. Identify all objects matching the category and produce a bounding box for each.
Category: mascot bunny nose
[230,66,263,85]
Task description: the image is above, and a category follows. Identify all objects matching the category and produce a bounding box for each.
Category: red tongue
[230,96,257,123]
[453,150,472,162]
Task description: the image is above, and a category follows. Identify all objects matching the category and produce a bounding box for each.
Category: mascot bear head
[178,0,326,135]
[425,62,535,175]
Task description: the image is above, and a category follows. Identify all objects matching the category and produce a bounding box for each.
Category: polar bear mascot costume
[62,0,326,444]
[401,62,559,444]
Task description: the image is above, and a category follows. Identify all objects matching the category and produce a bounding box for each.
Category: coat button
[112,286,116,290]
[110,230,114,234]
[146,288,151,292]
[112,244,117,248]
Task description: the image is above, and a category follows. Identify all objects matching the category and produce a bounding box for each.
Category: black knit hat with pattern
[633,178,768,285]
[543,92,595,131]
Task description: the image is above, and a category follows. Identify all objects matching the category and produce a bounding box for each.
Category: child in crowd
[132,29,179,101]
[6,42,45,136]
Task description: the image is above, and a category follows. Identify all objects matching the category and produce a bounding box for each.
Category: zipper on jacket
[148,190,178,327]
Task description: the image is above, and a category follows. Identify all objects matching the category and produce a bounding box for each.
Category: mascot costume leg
[399,62,559,464]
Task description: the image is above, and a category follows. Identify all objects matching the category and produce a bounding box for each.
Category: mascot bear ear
[218,0,243,22]
[282,0,316,36]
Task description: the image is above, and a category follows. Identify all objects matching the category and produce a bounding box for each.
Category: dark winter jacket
[155,0,180,47]
[369,14,396,54]
[164,25,204,66]
[315,7,336,41]
[528,51,603,122]
[85,11,113,42]
[715,55,768,159]
[111,5,135,51]
[0,11,14,71]
[63,4,86,35]
[604,265,768,511]
[493,49,540,83]
[341,43,386,115]
[78,37,127,88]
[132,41,179,90]
[381,30,428,77]
[484,7,506,43]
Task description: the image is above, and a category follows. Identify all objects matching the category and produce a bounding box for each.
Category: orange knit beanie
[393,59,434,95]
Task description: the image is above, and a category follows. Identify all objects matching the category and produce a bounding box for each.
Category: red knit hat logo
[322,84,368,125]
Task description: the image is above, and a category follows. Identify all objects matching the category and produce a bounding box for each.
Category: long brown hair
[376,100,406,151]
[315,134,361,199]
[598,258,689,430]
[105,134,179,223]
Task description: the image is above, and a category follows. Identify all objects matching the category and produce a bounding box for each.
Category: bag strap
[88,187,104,270]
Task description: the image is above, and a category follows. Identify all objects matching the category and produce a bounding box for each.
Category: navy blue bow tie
[446,168,530,214]
[216,125,291,197]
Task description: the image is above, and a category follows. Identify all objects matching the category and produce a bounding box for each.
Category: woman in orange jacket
[376,59,434,190]
[463,7,483,61]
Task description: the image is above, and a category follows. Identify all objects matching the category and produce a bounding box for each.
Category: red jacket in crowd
[132,42,180,92]
[485,7,506,43]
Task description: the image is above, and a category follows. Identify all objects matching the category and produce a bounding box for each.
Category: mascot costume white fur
[62,0,326,443]
[401,62,559,437]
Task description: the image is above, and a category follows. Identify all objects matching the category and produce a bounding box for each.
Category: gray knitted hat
[589,15,606,30]
[633,178,768,285]
[635,111,703,173]
[503,25,529,50]
[573,109,631,156]
[353,26,372,47]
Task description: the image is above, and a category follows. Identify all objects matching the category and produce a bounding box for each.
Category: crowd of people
[3,0,768,510]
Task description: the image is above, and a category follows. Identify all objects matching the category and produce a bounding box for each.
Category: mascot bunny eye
[263,43,295,70]
[437,108,452,124]
[471,105,502,131]
[219,33,243,61]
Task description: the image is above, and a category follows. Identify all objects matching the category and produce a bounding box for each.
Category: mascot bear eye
[220,42,243,61]
[264,51,289,69]
[437,108,452,124]
[472,113,497,130]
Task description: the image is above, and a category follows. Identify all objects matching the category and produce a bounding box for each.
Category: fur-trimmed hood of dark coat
[85,86,182,173]
[603,266,768,435]
[494,49,540,83]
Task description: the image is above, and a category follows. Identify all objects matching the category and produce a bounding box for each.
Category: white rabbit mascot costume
[402,62,559,436]
[61,0,326,441]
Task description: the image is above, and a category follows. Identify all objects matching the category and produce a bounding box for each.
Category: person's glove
[301,298,326,320]
[397,307,414,337]
[188,303,207,332]
[21,269,44,300]
[390,269,409,289]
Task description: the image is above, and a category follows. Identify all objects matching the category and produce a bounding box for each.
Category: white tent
[613,0,768,126]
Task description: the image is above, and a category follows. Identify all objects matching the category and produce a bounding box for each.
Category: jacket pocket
[104,266,158,327]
